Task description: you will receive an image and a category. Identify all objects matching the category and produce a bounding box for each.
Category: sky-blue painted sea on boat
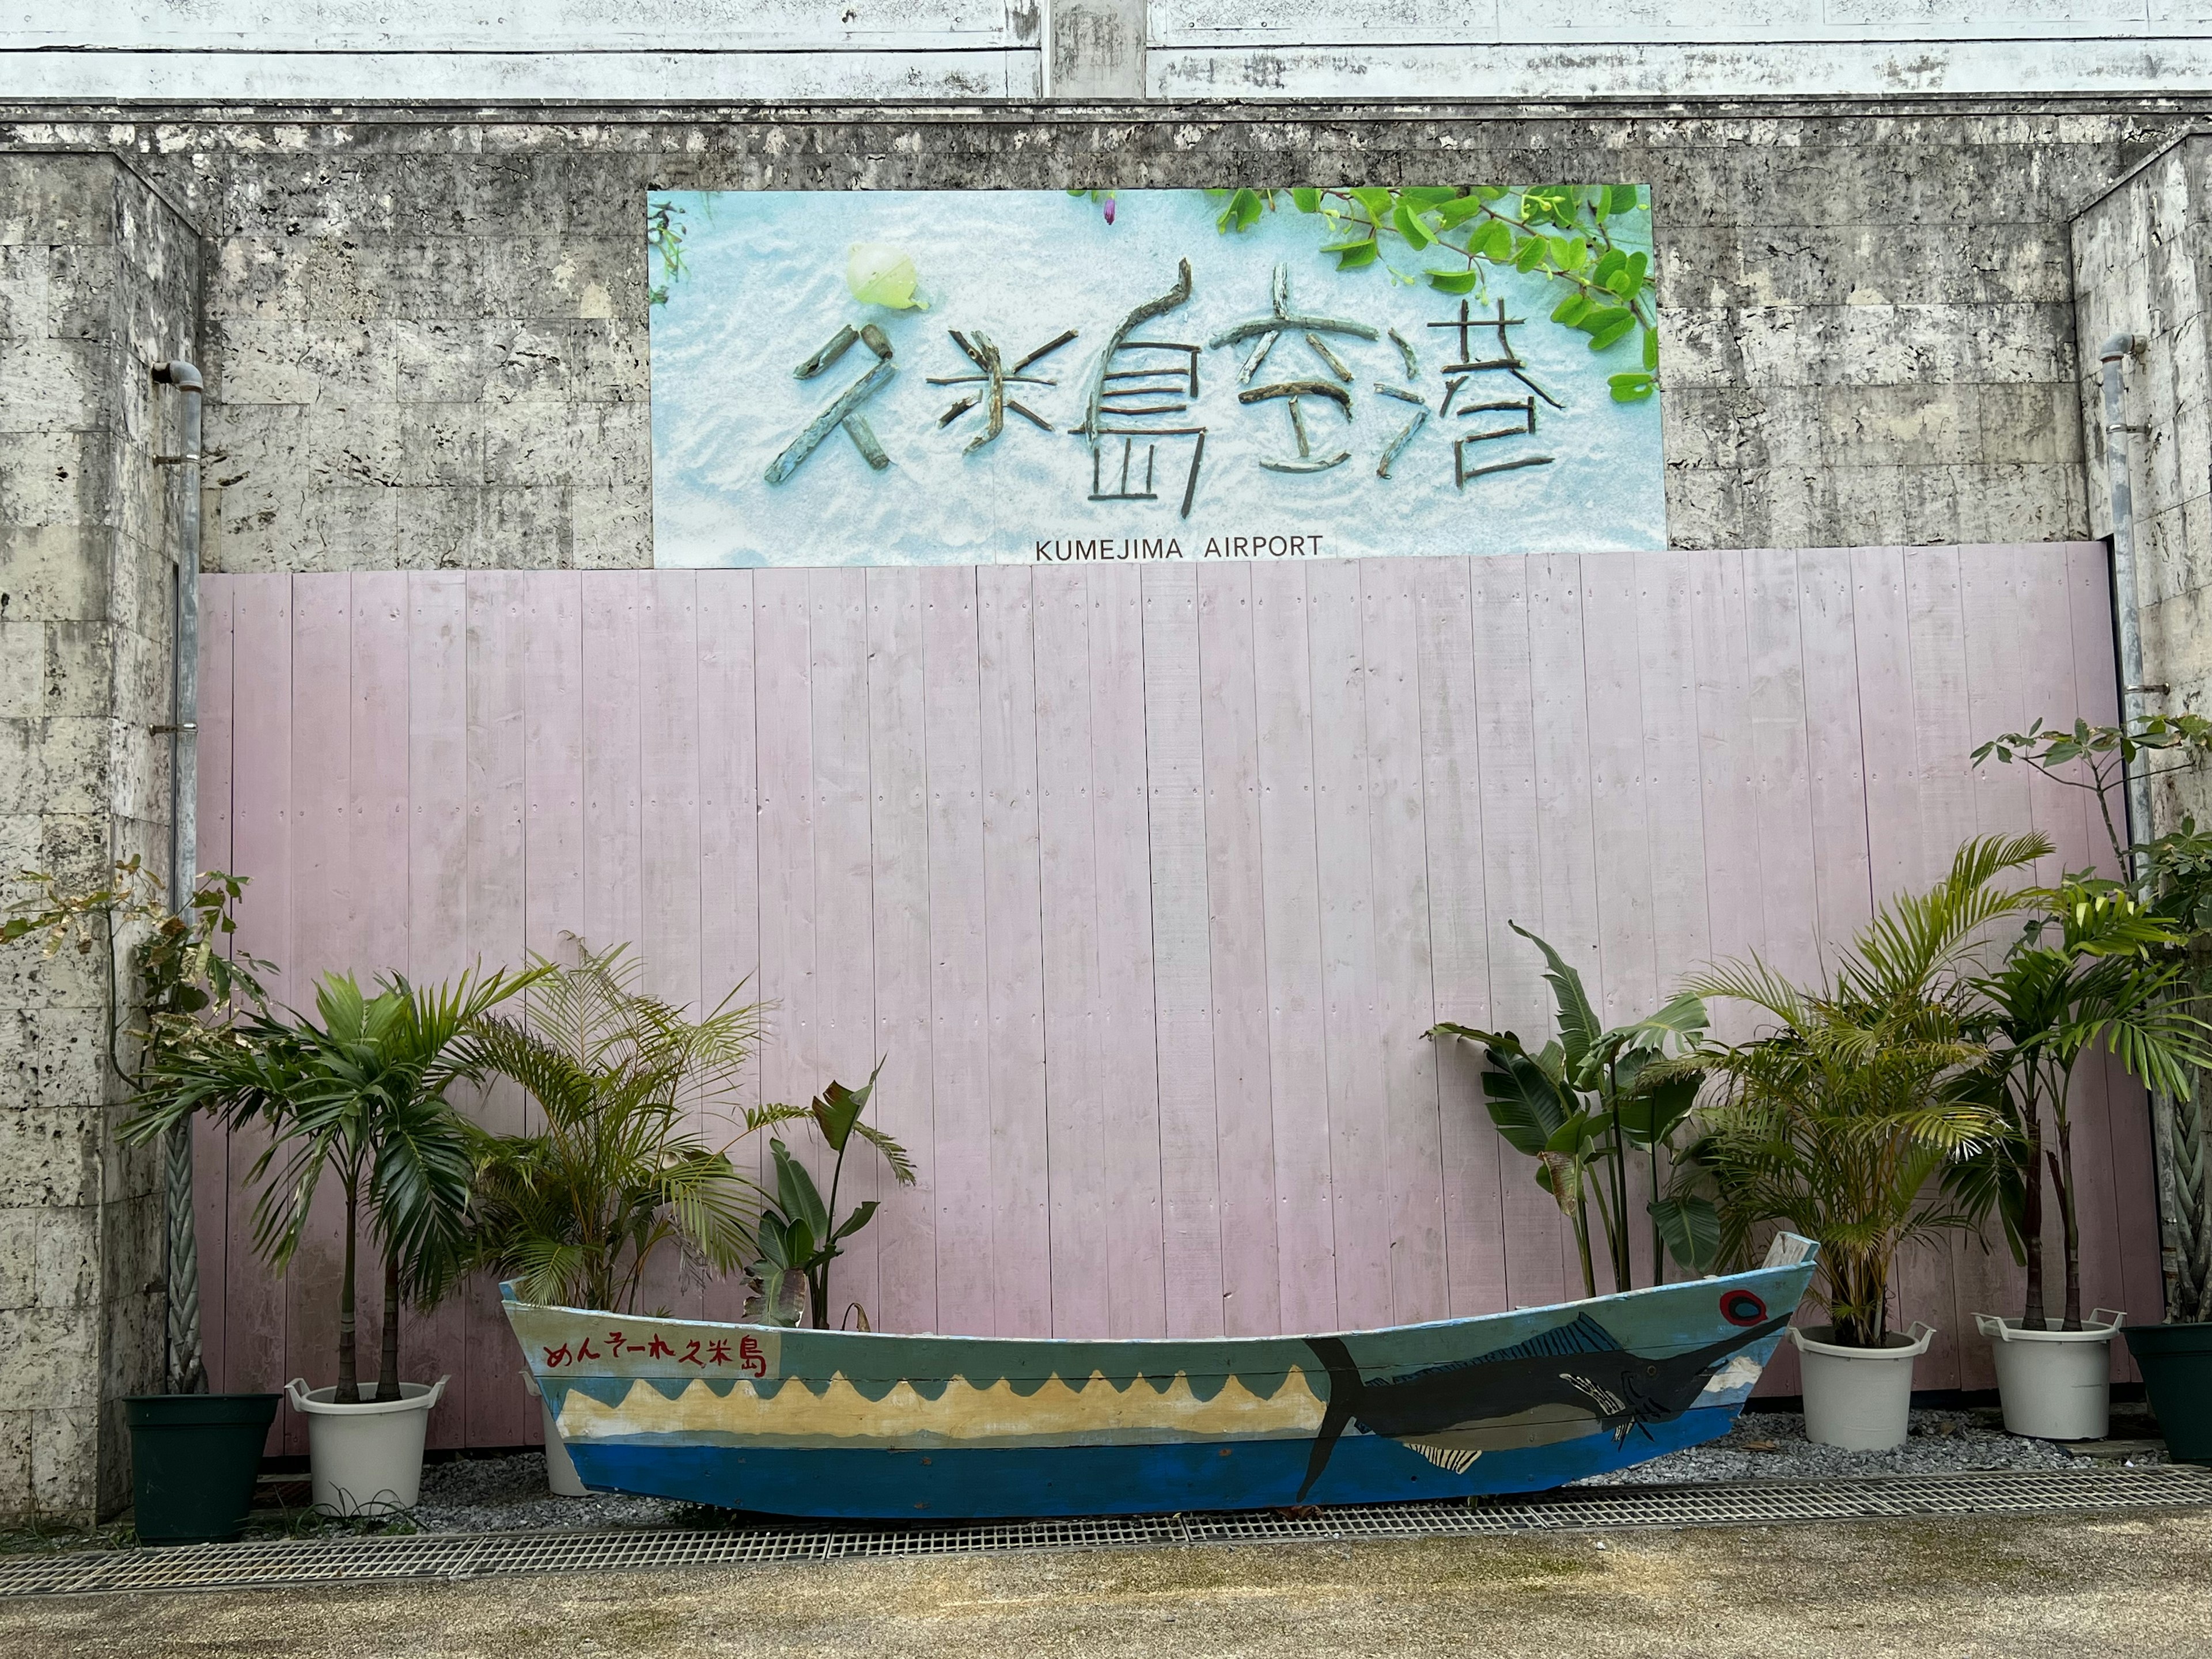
[647,188,1665,568]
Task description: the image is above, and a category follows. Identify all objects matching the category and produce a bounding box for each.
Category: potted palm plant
[129,965,540,1516]
[1685,835,2038,1449]
[1955,880,2209,1440]
[449,943,766,1494]
[1976,714,2212,1460]
[8,861,282,1544]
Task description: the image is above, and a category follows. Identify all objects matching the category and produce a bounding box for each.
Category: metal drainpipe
[153,359,206,1393]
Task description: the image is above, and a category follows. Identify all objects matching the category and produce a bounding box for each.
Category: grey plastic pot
[1974,1309,2123,1441]
[284,1376,447,1516]
[1789,1323,1934,1450]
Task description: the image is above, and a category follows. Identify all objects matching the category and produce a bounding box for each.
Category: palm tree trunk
[2021,1107,2047,1330]
[338,1183,361,1404]
[376,1253,402,1401]
[2052,1133,2084,1331]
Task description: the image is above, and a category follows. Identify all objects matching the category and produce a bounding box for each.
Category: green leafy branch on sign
[648,200,690,309]
[1210,186,1660,404]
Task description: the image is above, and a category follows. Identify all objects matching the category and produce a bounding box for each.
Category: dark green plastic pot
[124,1393,281,1544]
[2125,1324,2212,1464]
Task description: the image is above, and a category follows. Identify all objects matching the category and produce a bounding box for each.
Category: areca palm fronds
[127,965,540,1402]
[453,944,767,1315]
[1684,835,2046,1347]
[1952,881,2212,1330]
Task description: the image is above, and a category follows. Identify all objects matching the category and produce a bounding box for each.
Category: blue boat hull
[569,1403,1744,1518]
[504,1240,1817,1519]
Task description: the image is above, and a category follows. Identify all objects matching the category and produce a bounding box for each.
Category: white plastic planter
[1789,1323,1934,1450]
[1974,1309,2124,1441]
[520,1369,588,1497]
[284,1376,447,1516]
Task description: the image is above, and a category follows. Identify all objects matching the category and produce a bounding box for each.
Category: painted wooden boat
[502,1236,1817,1519]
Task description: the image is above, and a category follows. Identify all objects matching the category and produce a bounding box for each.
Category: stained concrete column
[2073,134,2212,831]
[0,151,201,1526]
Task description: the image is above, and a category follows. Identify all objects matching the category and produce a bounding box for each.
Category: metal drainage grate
[3,1464,2208,1600]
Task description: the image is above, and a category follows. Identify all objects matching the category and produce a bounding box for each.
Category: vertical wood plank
[1636,548,1711,1289]
[920,567,994,1335]
[582,572,644,968]
[1525,552,1602,1296]
[1033,566,1109,1338]
[1955,544,2039,1381]
[1198,562,1282,1338]
[1305,557,1389,1329]
[191,578,235,1396]
[1850,547,1923,906]
[523,571,585,963]
[810,567,880,1324]
[1250,562,1336,1334]
[865,567,937,1334]
[1088,566,1169,1338]
[346,571,409,1414]
[1362,558,1446,1325]
[1143,562,1226,1338]
[404,572,471,1444]
[978,566,1051,1336]
[2009,546,2127,1353]
[1743,550,1821,988]
[1691,548,1767,991]
[1580,551,1657,1025]
[1797,548,1875,941]
[752,570,816,1197]
[224,574,291,1446]
[283,574,353,1450]
[463,570,532,1445]
[1468,555,1567,1312]
[1900,545,1976,1387]
[697,571,763,1327]
[637,570,703,1316]
[1415,556,1505,1317]
[2066,541,2161,1349]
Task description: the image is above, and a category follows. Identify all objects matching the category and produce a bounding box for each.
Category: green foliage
[1975,713,2212,881]
[647,200,689,308]
[742,1060,916,1329]
[1683,836,2046,1347]
[1217,184,1660,384]
[127,965,543,1402]
[3,858,274,1086]
[1430,921,1714,1298]
[452,944,768,1317]
[1974,709,2212,1323]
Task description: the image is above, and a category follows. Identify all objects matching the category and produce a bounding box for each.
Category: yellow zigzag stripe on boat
[558,1368,1328,1449]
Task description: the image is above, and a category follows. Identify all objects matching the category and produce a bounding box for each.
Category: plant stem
[2054,1111,2083,1331]
[2021,1072,2047,1330]
[376,1254,401,1402]
[338,1178,361,1404]
[1649,1134,1664,1287]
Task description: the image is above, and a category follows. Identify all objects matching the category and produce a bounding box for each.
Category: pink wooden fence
[194,545,2157,1452]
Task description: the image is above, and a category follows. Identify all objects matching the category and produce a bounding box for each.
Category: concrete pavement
[3,1508,2207,1657]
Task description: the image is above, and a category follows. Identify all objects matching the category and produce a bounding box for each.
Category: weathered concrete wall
[6,104,2172,575]
[0,152,201,1525]
[2073,134,2212,831]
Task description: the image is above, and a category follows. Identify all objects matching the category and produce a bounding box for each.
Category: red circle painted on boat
[1719,1290,1767,1327]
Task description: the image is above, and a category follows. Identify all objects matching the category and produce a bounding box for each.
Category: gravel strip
[410,1455,690,1535]
[1576,1407,2161,1486]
